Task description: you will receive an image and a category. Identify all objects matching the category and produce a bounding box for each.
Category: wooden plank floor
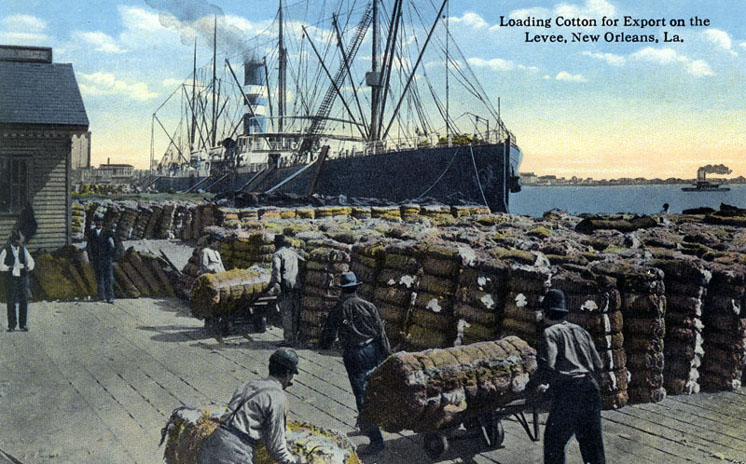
[1,298,745,464]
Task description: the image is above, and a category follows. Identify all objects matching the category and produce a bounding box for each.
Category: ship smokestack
[243,57,267,136]
[697,164,732,181]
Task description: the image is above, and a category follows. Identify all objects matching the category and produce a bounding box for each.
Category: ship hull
[154,142,521,213]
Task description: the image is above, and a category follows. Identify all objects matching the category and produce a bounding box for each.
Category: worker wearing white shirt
[0,230,35,332]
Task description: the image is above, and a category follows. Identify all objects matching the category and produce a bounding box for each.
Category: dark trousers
[278,290,301,343]
[343,339,385,444]
[95,261,115,302]
[7,275,29,330]
[544,376,606,464]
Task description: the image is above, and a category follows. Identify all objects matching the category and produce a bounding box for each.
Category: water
[510,184,746,218]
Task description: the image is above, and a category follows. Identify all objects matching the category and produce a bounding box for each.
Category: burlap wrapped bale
[71,201,86,242]
[349,241,386,300]
[371,242,420,347]
[361,336,536,433]
[191,267,271,318]
[700,263,746,392]
[653,258,711,395]
[500,258,551,348]
[299,242,352,345]
[162,407,360,464]
[552,267,630,408]
[454,258,508,345]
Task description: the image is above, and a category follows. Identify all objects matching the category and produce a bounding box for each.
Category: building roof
[0,53,89,128]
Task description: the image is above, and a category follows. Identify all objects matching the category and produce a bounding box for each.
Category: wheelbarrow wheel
[423,432,448,459]
[483,417,505,448]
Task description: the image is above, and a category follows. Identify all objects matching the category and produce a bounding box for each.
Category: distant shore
[521,176,746,187]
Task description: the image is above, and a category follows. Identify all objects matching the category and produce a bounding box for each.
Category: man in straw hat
[0,229,34,332]
[527,289,606,464]
[321,271,390,456]
[197,348,305,464]
[268,234,304,347]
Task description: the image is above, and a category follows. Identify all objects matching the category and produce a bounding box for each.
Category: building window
[0,157,30,213]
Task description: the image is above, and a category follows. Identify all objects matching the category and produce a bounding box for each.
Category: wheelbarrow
[421,398,541,459]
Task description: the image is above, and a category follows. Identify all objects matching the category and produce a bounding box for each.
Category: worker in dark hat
[527,289,605,464]
[268,234,304,347]
[85,214,116,303]
[197,348,305,464]
[0,229,34,331]
[321,271,390,456]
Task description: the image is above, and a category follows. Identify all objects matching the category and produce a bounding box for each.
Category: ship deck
[2,296,745,463]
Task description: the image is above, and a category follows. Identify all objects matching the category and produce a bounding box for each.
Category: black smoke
[145,0,250,55]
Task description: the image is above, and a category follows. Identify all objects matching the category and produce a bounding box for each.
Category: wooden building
[0,45,89,251]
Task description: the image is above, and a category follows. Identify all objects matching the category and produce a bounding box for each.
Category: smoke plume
[699,164,732,175]
[145,0,250,55]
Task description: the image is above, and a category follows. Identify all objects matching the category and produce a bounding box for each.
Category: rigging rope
[415,147,460,199]
[469,145,489,207]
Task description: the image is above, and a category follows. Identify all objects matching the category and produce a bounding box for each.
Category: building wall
[0,128,72,252]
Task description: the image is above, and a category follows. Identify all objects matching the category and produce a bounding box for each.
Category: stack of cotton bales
[371,206,401,221]
[405,242,473,350]
[454,257,508,345]
[71,202,86,242]
[400,204,421,222]
[611,265,666,405]
[351,206,371,220]
[115,203,139,241]
[655,257,710,395]
[500,252,551,348]
[227,232,275,269]
[299,239,351,344]
[553,267,629,409]
[420,205,452,222]
[349,241,386,300]
[361,336,536,433]
[700,262,746,391]
[372,241,420,347]
[144,204,164,238]
[130,204,151,239]
[156,202,176,238]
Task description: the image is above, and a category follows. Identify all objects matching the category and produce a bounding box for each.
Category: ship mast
[278,0,287,133]
[445,0,450,146]
[190,38,197,152]
[211,16,217,147]
[368,0,381,146]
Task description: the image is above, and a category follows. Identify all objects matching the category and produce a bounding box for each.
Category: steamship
[149,0,523,213]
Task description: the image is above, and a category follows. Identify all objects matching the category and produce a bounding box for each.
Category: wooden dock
[1,298,745,463]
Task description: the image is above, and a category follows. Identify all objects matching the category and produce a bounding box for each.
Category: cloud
[72,31,126,54]
[630,47,714,77]
[0,14,50,44]
[450,12,488,29]
[741,42,746,50]
[555,71,587,82]
[1,14,47,31]
[582,51,625,66]
[467,57,538,72]
[78,72,159,101]
[702,29,737,56]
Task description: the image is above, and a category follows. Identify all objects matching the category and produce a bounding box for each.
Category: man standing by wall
[321,271,390,456]
[0,230,34,331]
[527,289,606,464]
[86,215,116,303]
[268,234,303,347]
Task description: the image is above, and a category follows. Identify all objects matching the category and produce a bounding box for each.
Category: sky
[1,0,744,179]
